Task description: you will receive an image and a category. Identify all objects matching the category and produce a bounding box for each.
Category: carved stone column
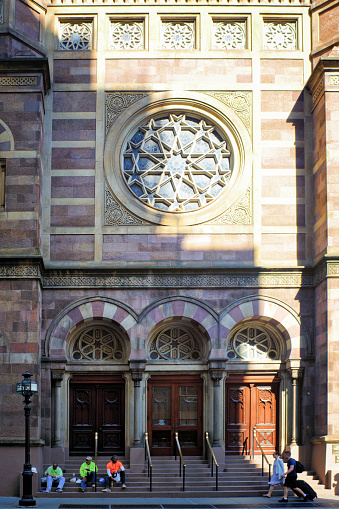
[131,370,144,447]
[289,368,304,446]
[210,370,223,447]
[52,370,64,447]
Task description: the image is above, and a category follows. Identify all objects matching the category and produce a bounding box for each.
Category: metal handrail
[252,428,272,481]
[144,433,153,492]
[205,432,219,491]
[242,436,248,455]
[174,432,186,492]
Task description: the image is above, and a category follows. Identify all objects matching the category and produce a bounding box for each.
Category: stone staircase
[36,455,332,499]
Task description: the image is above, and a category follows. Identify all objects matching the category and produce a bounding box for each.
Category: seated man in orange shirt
[102,455,126,492]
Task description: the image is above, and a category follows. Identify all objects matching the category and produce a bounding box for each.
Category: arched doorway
[146,322,206,456]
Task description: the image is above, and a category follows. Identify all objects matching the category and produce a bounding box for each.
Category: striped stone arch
[45,297,138,359]
[139,297,219,351]
[220,296,310,359]
[0,119,14,152]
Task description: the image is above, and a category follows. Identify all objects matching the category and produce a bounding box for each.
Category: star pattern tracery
[122,114,232,213]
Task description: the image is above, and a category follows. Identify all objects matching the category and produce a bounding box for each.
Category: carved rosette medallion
[110,21,144,50]
[212,22,246,50]
[161,22,195,49]
[207,187,252,225]
[204,92,252,132]
[105,184,150,226]
[59,22,92,50]
[263,22,297,51]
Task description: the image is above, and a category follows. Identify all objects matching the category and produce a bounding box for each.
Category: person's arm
[80,464,86,478]
[107,469,112,477]
[282,461,294,477]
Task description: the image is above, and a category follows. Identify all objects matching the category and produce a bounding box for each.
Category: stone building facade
[1,0,339,497]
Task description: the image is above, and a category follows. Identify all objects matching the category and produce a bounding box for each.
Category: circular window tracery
[71,325,124,361]
[122,113,233,213]
[149,326,202,361]
[226,325,280,361]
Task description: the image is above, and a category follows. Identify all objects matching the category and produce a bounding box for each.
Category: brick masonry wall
[314,280,328,436]
[14,0,40,42]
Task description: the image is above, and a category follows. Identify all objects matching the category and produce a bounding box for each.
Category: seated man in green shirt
[79,456,98,492]
[45,463,65,493]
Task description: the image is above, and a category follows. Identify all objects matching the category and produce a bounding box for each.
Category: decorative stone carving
[51,370,64,382]
[131,371,143,387]
[105,184,150,226]
[110,21,144,50]
[59,22,92,51]
[43,271,314,288]
[0,265,40,277]
[0,77,38,86]
[161,22,195,49]
[212,22,246,50]
[204,92,252,132]
[71,325,124,361]
[206,187,252,225]
[263,22,297,51]
[122,113,232,213]
[210,370,224,387]
[228,325,280,361]
[105,92,149,134]
[329,76,339,86]
[149,326,201,361]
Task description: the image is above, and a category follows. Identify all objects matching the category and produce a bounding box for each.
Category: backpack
[295,460,304,473]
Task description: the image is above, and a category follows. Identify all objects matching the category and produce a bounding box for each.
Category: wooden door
[148,376,203,456]
[70,377,124,455]
[225,375,279,455]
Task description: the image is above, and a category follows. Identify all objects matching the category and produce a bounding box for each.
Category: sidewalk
[1,496,339,509]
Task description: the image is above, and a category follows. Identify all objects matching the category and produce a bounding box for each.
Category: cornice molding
[0,57,50,93]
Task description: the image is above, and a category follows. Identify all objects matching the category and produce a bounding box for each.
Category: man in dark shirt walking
[279,451,308,502]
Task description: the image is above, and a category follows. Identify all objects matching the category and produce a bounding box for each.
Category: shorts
[285,476,298,489]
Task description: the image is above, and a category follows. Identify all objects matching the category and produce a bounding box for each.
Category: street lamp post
[16,371,38,507]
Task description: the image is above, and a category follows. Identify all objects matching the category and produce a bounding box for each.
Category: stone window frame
[57,17,95,51]
[159,16,199,51]
[262,16,300,51]
[104,91,252,227]
[108,16,148,51]
[147,321,208,364]
[211,16,250,51]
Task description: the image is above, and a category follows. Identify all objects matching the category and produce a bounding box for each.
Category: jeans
[104,470,125,487]
[80,471,96,490]
[47,475,65,491]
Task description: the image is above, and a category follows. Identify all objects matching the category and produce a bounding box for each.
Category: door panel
[70,381,124,455]
[148,376,202,456]
[225,376,279,455]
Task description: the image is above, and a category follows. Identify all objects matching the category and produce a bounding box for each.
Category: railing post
[262,451,264,476]
[183,464,185,492]
[269,463,271,482]
[216,464,218,492]
[252,428,255,459]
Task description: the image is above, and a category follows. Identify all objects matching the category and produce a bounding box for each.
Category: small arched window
[226,324,281,361]
[71,325,125,361]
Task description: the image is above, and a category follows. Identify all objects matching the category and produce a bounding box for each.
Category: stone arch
[139,296,219,356]
[220,295,310,359]
[45,297,138,359]
[0,119,14,152]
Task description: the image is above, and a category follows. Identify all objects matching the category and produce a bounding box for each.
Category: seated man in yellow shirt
[79,456,98,492]
[102,455,126,492]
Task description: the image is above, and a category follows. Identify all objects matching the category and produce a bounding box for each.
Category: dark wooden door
[70,378,124,455]
[225,375,279,455]
[148,376,203,456]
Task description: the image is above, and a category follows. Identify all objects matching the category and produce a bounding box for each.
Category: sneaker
[56,488,63,492]
[102,488,111,492]
[121,484,126,489]
[46,490,51,493]
[278,499,288,503]
[79,487,85,492]
[92,484,96,487]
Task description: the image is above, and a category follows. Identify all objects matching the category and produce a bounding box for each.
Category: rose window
[71,326,124,361]
[149,326,201,361]
[122,114,232,213]
[227,325,280,360]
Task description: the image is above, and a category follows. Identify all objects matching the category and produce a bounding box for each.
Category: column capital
[288,367,304,380]
[51,370,64,382]
[131,371,144,387]
[210,370,224,387]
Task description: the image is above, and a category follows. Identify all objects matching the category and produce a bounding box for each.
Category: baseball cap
[86,456,92,460]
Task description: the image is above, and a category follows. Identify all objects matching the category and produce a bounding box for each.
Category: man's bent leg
[57,476,65,489]
[46,476,53,492]
[120,471,126,484]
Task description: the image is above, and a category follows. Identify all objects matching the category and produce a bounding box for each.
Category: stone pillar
[52,370,64,448]
[289,368,303,446]
[129,351,147,472]
[131,371,143,447]
[210,370,223,447]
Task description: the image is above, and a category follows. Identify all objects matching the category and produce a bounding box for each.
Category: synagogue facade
[1,0,339,497]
